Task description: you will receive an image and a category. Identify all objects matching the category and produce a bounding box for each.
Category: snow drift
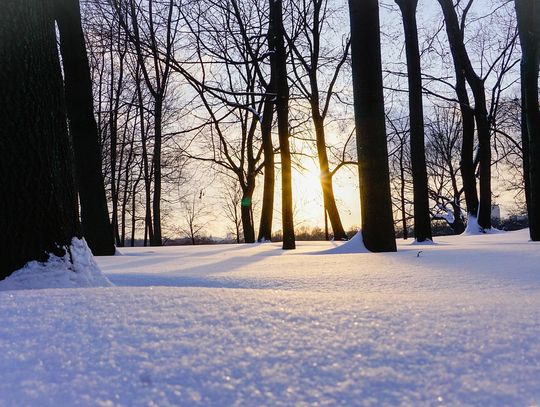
[0,238,112,291]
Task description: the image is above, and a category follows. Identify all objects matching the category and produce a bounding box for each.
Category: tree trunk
[313,113,348,240]
[516,0,540,240]
[241,183,256,243]
[456,71,479,219]
[0,0,81,279]
[305,2,348,241]
[270,0,295,250]
[54,0,115,256]
[257,80,276,242]
[399,138,408,239]
[521,86,531,216]
[348,0,397,252]
[151,97,163,246]
[438,0,491,231]
[135,68,154,246]
[396,0,432,242]
[451,202,466,234]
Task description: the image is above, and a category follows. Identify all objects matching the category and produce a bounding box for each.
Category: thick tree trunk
[270,0,295,250]
[451,203,466,234]
[55,0,115,256]
[516,0,540,240]
[396,0,432,242]
[0,0,81,279]
[241,182,256,243]
[348,0,397,252]
[521,87,532,216]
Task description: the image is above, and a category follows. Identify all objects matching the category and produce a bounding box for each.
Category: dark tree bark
[0,0,81,279]
[521,86,532,216]
[270,0,296,250]
[398,135,408,240]
[257,15,277,243]
[456,68,479,219]
[241,179,256,243]
[438,0,492,230]
[348,0,397,252]
[515,0,540,240]
[257,81,276,242]
[395,0,432,242]
[55,0,116,256]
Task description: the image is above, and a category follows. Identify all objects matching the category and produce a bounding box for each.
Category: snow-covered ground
[1,229,540,406]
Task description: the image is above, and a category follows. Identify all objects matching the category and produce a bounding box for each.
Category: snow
[463,215,502,235]
[320,230,369,254]
[0,238,112,291]
[1,230,540,405]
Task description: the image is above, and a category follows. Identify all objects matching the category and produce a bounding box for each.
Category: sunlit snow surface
[1,230,540,406]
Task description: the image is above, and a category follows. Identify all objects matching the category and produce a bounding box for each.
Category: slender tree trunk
[109,67,120,246]
[312,113,348,240]
[438,0,491,230]
[151,97,163,246]
[130,175,140,247]
[456,71,479,219]
[399,138,408,240]
[324,204,329,240]
[257,80,276,242]
[270,0,295,250]
[475,99,492,230]
[54,0,115,256]
[305,3,348,241]
[348,0,397,252]
[516,0,540,240]
[396,0,432,242]
[1,0,81,279]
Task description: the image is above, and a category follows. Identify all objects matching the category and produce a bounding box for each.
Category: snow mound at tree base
[320,231,370,254]
[463,216,503,235]
[0,238,113,291]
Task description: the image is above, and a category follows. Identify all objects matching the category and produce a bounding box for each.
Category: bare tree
[55,0,116,255]
[112,0,180,246]
[348,0,396,252]
[395,0,432,242]
[271,0,296,249]
[286,0,350,241]
[221,179,243,243]
[180,191,212,245]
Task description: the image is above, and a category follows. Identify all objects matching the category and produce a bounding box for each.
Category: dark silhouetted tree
[348,0,397,252]
[271,0,296,249]
[1,0,81,279]
[55,0,116,256]
[395,0,432,242]
[515,0,540,240]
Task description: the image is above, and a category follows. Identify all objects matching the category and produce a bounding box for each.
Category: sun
[290,157,360,231]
